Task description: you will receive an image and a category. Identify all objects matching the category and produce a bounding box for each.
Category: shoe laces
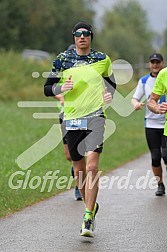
[84,219,92,229]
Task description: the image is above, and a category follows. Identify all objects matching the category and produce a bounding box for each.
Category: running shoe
[80,202,99,237]
[92,202,99,231]
[155,183,165,196]
[92,202,99,218]
[80,219,94,238]
[75,186,82,201]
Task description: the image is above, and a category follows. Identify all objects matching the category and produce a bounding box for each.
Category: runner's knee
[151,149,161,167]
[86,164,98,177]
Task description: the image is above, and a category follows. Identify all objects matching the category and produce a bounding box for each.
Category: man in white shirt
[131,53,166,196]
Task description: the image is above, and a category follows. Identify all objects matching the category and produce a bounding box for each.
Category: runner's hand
[103,87,112,103]
[134,102,145,110]
[159,102,167,114]
[61,75,74,92]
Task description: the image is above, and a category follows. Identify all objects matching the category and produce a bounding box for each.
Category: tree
[96,0,153,64]
[0,0,28,50]
[0,0,96,53]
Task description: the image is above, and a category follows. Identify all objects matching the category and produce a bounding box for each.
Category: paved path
[0,153,167,252]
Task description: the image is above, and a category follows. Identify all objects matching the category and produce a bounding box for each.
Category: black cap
[72,21,93,41]
[149,53,163,62]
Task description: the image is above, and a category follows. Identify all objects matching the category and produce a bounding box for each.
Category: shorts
[66,115,105,161]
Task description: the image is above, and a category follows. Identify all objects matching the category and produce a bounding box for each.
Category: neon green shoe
[92,202,99,218]
[92,202,99,231]
[80,203,99,237]
[80,219,94,238]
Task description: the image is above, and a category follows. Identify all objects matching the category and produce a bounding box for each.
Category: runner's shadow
[80,238,94,244]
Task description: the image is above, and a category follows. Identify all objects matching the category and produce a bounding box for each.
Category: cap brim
[150,58,162,61]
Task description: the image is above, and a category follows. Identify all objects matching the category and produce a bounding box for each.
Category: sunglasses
[73,30,91,37]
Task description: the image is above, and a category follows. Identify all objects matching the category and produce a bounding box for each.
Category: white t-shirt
[133,73,166,128]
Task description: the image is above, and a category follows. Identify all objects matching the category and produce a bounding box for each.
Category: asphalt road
[0,153,167,252]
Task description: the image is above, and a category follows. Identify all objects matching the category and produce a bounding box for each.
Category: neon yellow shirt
[60,55,112,120]
[152,67,167,135]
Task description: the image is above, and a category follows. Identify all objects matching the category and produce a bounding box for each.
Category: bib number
[66,118,87,130]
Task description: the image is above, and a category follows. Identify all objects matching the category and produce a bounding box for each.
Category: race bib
[66,118,87,130]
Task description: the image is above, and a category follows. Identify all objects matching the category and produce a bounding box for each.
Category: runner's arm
[103,74,116,97]
[44,73,61,96]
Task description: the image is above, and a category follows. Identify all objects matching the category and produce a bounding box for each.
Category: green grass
[0,100,72,217]
[0,50,53,100]
[0,100,148,218]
